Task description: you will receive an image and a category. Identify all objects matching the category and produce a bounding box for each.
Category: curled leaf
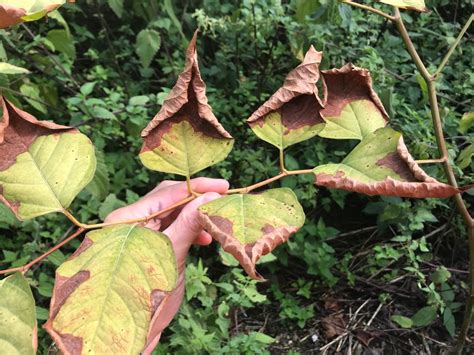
[198,188,305,280]
[44,225,178,355]
[140,31,234,176]
[380,0,428,12]
[0,273,37,355]
[314,127,459,198]
[0,97,96,220]
[0,0,72,28]
[319,63,388,140]
[247,46,325,149]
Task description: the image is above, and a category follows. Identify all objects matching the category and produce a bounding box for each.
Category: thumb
[164,192,221,272]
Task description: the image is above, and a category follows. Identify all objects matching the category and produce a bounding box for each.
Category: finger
[105,178,228,223]
[194,231,213,246]
[164,192,221,271]
[145,180,181,197]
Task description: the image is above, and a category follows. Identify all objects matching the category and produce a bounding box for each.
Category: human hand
[104,177,229,352]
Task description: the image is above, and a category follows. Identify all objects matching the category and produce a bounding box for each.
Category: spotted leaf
[44,225,178,355]
[0,97,96,220]
[0,272,37,355]
[140,31,233,177]
[318,64,388,140]
[247,46,324,149]
[380,0,428,12]
[198,188,305,280]
[314,127,459,198]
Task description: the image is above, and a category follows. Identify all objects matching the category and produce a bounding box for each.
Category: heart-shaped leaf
[198,188,305,280]
[318,64,388,140]
[247,46,324,149]
[0,272,37,355]
[140,31,234,177]
[313,127,459,198]
[0,0,72,28]
[380,0,428,12]
[44,225,178,354]
[0,97,96,220]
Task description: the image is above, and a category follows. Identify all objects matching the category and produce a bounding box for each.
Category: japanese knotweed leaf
[0,272,37,355]
[0,0,72,28]
[313,127,459,198]
[247,46,324,149]
[44,225,178,355]
[318,64,388,140]
[0,97,96,220]
[380,0,428,12]
[198,188,305,280]
[140,31,234,177]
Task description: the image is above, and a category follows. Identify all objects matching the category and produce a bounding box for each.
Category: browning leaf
[247,46,325,149]
[0,97,96,220]
[319,63,388,140]
[140,31,233,176]
[44,225,178,355]
[198,188,305,280]
[0,0,72,28]
[313,127,459,198]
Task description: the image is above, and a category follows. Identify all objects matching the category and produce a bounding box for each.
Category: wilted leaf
[380,0,428,12]
[198,188,305,280]
[0,273,37,355]
[0,97,96,220]
[0,0,72,28]
[319,64,388,140]
[44,225,178,354]
[0,62,29,75]
[313,127,459,198]
[136,29,161,68]
[140,31,233,177]
[248,46,324,149]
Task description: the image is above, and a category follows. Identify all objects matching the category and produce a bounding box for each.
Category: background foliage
[0,0,472,352]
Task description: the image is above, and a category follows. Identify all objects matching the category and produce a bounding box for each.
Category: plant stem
[434,14,473,79]
[392,8,474,351]
[0,228,86,275]
[279,149,286,172]
[415,158,446,164]
[342,0,395,21]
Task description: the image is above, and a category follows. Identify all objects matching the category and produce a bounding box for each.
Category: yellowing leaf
[140,31,233,177]
[0,273,37,355]
[0,62,30,75]
[0,97,96,220]
[314,127,459,198]
[199,188,305,280]
[248,46,324,149]
[0,0,72,28]
[380,0,428,12]
[44,225,178,354]
[319,64,388,140]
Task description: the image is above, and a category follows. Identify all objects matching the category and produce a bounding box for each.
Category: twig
[415,158,447,164]
[434,14,473,78]
[341,1,395,21]
[0,228,85,275]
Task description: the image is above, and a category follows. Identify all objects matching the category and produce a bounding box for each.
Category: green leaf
[319,64,387,140]
[80,81,96,96]
[391,315,413,328]
[431,266,451,284]
[313,127,459,198]
[459,112,474,134]
[0,97,96,220]
[199,188,305,280]
[20,83,47,113]
[163,0,187,44]
[44,225,178,354]
[136,29,161,68]
[248,46,324,150]
[443,308,455,337]
[0,62,29,75]
[253,332,275,344]
[86,150,110,201]
[91,106,116,120]
[46,29,75,59]
[456,143,474,169]
[380,0,428,12]
[140,32,233,177]
[411,306,437,327]
[98,193,126,220]
[0,273,37,355]
[107,0,123,17]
